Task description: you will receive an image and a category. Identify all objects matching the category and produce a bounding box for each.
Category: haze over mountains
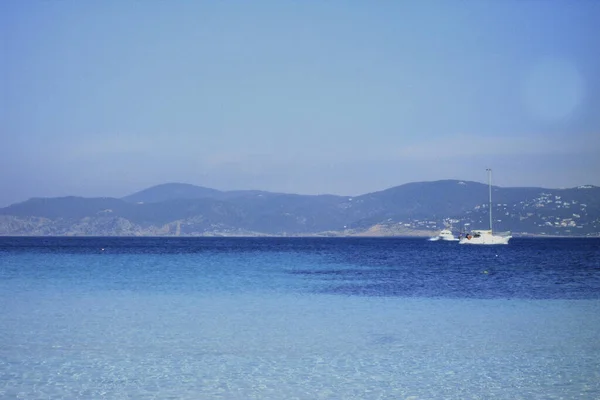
[0,181,598,237]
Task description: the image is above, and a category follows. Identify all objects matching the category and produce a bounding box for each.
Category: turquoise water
[1,237,599,399]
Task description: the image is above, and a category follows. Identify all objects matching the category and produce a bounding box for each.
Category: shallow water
[1,237,599,399]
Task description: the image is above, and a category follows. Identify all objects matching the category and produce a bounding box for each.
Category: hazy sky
[2,1,599,206]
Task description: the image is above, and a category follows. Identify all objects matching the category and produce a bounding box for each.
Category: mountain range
[1,181,599,237]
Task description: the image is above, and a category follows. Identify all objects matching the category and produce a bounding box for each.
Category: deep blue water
[1,237,599,299]
[1,237,599,399]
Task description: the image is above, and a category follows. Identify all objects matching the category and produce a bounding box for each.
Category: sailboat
[459,169,512,245]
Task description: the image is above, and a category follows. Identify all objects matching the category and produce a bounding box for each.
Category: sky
[1,0,599,206]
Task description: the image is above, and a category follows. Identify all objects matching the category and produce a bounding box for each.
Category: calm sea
[1,237,599,399]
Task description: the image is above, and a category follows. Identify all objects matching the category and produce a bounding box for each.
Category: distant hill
[121,183,224,203]
[0,181,598,237]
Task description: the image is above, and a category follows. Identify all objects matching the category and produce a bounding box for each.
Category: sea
[1,236,599,399]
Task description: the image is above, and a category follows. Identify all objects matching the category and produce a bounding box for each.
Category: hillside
[0,181,598,237]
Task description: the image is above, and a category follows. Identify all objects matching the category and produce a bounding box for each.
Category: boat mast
[487,168,492,233]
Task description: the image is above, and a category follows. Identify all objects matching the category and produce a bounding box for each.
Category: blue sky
[1,1,599,206]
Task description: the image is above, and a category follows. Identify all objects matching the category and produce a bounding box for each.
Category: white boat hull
[428,229,459,242]
[459,232,511,245]
[428,236,459,241]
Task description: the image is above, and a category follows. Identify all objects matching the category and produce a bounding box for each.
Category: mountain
[0,181,598,237]
[121,183,224,203]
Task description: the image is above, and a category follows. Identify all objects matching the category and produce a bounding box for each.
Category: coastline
[0,232,598,239]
